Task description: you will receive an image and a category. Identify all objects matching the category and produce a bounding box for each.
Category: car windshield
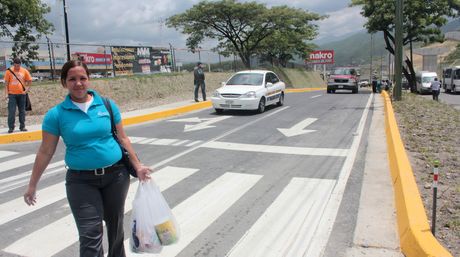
[226,73,264,86]
[332,68,356,75]
[422,76,436,83]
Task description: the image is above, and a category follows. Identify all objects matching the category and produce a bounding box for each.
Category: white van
[446,67,460,93]
[415,71,438,94]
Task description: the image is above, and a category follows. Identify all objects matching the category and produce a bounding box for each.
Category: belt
[68,162,125,176]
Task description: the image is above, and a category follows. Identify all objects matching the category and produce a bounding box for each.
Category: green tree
[350,0,457,92]
[0,0,54,66]
[166,0,322,68]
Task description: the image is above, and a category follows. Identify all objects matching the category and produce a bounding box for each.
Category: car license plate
[225,100,234,104]
[338,85,343,89]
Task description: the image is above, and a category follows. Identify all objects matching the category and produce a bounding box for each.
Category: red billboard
[307,50,334,64]
[74,52,112,65]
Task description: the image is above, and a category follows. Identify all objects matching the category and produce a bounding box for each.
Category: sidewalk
[345,94,403,257]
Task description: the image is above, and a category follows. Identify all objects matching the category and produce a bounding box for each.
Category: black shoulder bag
[7,68,32,111]
[103,97,138,177]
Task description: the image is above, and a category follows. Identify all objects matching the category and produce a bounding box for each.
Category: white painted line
[0,162,66,194]
[150,138,178,145]
[305,93,373,257]
[277,117,317,137]
[311,95,321,99]
[125,172,262,257]
[202,141,349,157]
[0,154,36,174]
[128,136,148,144]
[171,139,190,146]
[137,138,158,144]
[3,166,198,257]
[227,178,335,257]
[185,140,202,147]
[0,151,18,158]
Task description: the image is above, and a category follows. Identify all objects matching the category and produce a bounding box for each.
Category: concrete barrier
[382,91,453,257]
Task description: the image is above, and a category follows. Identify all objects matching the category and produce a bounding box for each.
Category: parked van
[415,71,438,94]
[446,67,460,93]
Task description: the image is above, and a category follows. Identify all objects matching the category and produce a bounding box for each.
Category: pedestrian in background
[193,62,206,102]
[3,57,32,133]
[431,77,441,101]
[23,60,151,257]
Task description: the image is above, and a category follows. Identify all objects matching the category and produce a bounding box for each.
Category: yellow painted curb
[382,91,453,257]
[0,88,323,144]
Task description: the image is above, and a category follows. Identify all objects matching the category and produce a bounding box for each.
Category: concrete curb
[0,88,325,144]
[382,91,453,257]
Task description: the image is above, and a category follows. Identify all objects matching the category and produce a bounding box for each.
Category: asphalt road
[0,89,376,257]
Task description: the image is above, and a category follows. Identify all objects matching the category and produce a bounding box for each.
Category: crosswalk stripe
[172,139,190,146]
[128,136,147,144]
[125,172,263,257]
[226,178,335,257]
[0,161,65,193]
[150,138,178,145]
[0,150,18,158]
[185,140,202,147]
[138,138,158,144]
[3,166,198,257]
[202,141,349,157]
[0,154,36,174]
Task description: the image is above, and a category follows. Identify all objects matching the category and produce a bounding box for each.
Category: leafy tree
[0,0,54,66]
[166,0,322,68]
[350,0,457,92]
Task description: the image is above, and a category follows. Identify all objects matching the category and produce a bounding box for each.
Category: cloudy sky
[43,0,367,49]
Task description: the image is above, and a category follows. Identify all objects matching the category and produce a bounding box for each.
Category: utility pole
[370,33,373,82]
[63,0,71,61]
[394,0,404,100]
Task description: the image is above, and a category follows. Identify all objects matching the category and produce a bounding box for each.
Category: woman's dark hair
[60,60,90,84]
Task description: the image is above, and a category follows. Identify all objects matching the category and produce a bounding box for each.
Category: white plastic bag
[129,179,180,253]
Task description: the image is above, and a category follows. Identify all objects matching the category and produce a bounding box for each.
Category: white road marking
[202,141,348,157]
[3,166,198,257]
[0,151,18,158]
[137,138,158,144]
[0,154,36,174]
[185,140,202,147]
[125,172,262,256]
[277,118,318,137]
[305,93,373,257]
[184,116,232,132]
[128,136,148,144]
[150,138,178,145]
[227,178,335,257]
[311,95,322,99]
[171,139,190,146]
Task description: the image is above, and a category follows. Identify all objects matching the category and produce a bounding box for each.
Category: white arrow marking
[277,118,318,137]
[184,116,231,132]
[169,117,203,123]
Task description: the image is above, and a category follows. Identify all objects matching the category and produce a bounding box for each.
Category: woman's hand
[135,164,152,181]
[24,186,37,206]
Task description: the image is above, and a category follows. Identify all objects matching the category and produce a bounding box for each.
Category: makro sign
[307,50,334,64]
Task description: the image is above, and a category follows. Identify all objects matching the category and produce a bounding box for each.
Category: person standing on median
[23,60,152,257]
[431,77,441,101]
[193,61,206,102]
[3,57,32,133]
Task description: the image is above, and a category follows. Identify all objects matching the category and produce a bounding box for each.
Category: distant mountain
[316,19,460,66]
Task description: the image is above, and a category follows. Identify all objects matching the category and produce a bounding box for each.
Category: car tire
[327,89,331,93]
[352,88,358,94]
[332,90,336,93]
[215,108,224,114]
[257,97,266,113]
[277,93,284,106]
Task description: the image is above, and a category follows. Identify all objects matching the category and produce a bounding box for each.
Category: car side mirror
[266,82,273,88]
[221,82,226,87]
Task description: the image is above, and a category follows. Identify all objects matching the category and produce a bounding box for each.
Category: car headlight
[212,91,221,97]
[240,91,257,98]
[328,78,335,83]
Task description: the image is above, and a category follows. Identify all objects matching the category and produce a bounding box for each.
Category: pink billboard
[74,52,112,65]
[307,50,334,64]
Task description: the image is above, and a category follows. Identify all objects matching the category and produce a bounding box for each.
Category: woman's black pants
[66,168,130,257]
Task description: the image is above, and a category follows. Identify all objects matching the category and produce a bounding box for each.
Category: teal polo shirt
[42,90,123,170]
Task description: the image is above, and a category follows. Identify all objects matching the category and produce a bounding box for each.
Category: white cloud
[41,1,366,48]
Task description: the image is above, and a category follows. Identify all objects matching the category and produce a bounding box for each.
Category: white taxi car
[211,70,285,113]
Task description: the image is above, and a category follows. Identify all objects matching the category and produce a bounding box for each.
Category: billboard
[74,52,112,65]
[307,50,334,64]
[111,46,170,76]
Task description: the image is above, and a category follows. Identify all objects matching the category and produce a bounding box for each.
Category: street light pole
[63,0,71,61]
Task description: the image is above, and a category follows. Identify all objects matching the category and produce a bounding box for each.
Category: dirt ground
[392,92,460,256]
